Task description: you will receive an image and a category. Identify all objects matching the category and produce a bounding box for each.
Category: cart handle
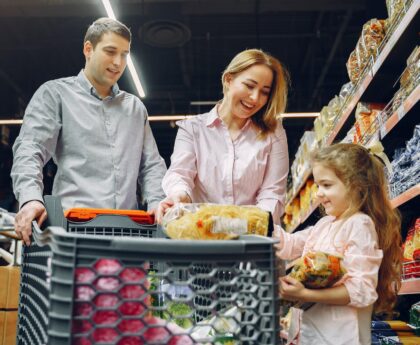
[0,228,21,240]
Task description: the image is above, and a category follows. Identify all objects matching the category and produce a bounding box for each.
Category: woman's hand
[279,276,307,302]
[156,191,192,224]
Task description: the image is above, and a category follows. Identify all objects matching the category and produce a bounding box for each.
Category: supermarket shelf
[391,184,420,209]
[285,168,312,208]
[288,200,320,233]
[300,201,321,225]
[380,83,420,139]
[326,1,419,145]
[285,2,419,214]
[399,278,420,295]
[288,183,420,232]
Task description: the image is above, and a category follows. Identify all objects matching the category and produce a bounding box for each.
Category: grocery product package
[289,251,347,289]
[282,251,347,310]
[394,45,420,112]
[346,19,387,83]
[162,203,273,240]
[386,0,410,23]
[353,102,385,142]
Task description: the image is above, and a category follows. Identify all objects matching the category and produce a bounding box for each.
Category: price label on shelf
[397,104,405,120]
[380,125,386,139]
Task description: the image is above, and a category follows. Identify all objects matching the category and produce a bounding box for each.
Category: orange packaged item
[64,208,155,224]
[289,251,347,289]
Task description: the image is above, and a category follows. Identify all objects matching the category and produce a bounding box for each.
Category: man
[12,18,167,245]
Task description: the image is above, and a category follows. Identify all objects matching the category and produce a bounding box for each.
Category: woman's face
[224,64,273,120]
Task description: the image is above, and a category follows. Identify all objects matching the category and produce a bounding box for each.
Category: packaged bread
[289,251,347,289]
[386,0,408,23]
[347,19,386,83]
[400,46,420,95]
[162,203,272,240]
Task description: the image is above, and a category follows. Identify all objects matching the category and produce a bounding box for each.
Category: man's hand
[14,200,47,245]
[156,191,191,224]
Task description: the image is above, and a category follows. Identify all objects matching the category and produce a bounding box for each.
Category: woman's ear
[224,73,233,85]
[223,73,233,93]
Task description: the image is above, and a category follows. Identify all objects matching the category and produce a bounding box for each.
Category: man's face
[84,32,130,92]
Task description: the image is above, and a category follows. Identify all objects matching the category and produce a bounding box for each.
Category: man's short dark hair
[84,17,131,48]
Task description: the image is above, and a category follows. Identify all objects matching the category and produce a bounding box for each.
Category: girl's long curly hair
[312,143,402,313]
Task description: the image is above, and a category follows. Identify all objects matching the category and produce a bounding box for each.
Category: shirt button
[106,121,111,126]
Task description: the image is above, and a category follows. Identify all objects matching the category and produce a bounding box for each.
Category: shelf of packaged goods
[380,83,420,139]
[391,184,420,209]
[399,278,420,295]
[326,1,419,146]
[288,200,321,234]
[285,168,312,209]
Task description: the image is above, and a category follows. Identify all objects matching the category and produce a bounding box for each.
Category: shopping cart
[17,196,281,344]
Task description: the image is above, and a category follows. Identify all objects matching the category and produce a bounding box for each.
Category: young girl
[276,143,402,345]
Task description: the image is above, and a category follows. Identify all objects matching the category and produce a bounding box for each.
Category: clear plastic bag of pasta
[289,251,347,289]
[162,203,273,240]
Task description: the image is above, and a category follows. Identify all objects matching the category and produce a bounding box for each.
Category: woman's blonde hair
[312,143,402,313]
[221,49,289,137]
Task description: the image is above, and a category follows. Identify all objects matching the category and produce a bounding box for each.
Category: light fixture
[101,0,146,98]
[0,119,23,125]
[148,115,194,122]
[0,113,318,126]
[190,101,218,106]
[278,112,319,118]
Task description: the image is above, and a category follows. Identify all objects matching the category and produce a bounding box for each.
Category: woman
[157,49,289,225]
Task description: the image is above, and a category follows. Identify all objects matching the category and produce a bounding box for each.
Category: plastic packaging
[289,251,347,289]
[347,19,386,83]
[162,203,272,240]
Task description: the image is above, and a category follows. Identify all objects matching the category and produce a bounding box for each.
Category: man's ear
[83,41,93,60]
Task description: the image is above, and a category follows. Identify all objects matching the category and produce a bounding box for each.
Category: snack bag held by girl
[276,143,402,345]
[289,251,347,289]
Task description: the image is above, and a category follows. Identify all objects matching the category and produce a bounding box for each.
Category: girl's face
[313,163,351,220]
[224,64,273,121]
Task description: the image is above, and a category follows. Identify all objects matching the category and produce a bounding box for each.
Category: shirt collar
[77,70,120,99]
[206,103,252,130]
[205,105,221,127]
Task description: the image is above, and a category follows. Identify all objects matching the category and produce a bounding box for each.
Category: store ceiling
[0,0,388,165]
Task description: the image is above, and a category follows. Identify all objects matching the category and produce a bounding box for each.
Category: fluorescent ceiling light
[190,101,218,106]
[0,119,23,125]
[148,115,194,122]
[279,112,319,118]
[0,113,318,126]
[101,0,116,19]
[189,102,319,118]
[126,56,145,98]
[101,0,146,98]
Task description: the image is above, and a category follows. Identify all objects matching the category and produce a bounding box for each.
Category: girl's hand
[279,276,306,302]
